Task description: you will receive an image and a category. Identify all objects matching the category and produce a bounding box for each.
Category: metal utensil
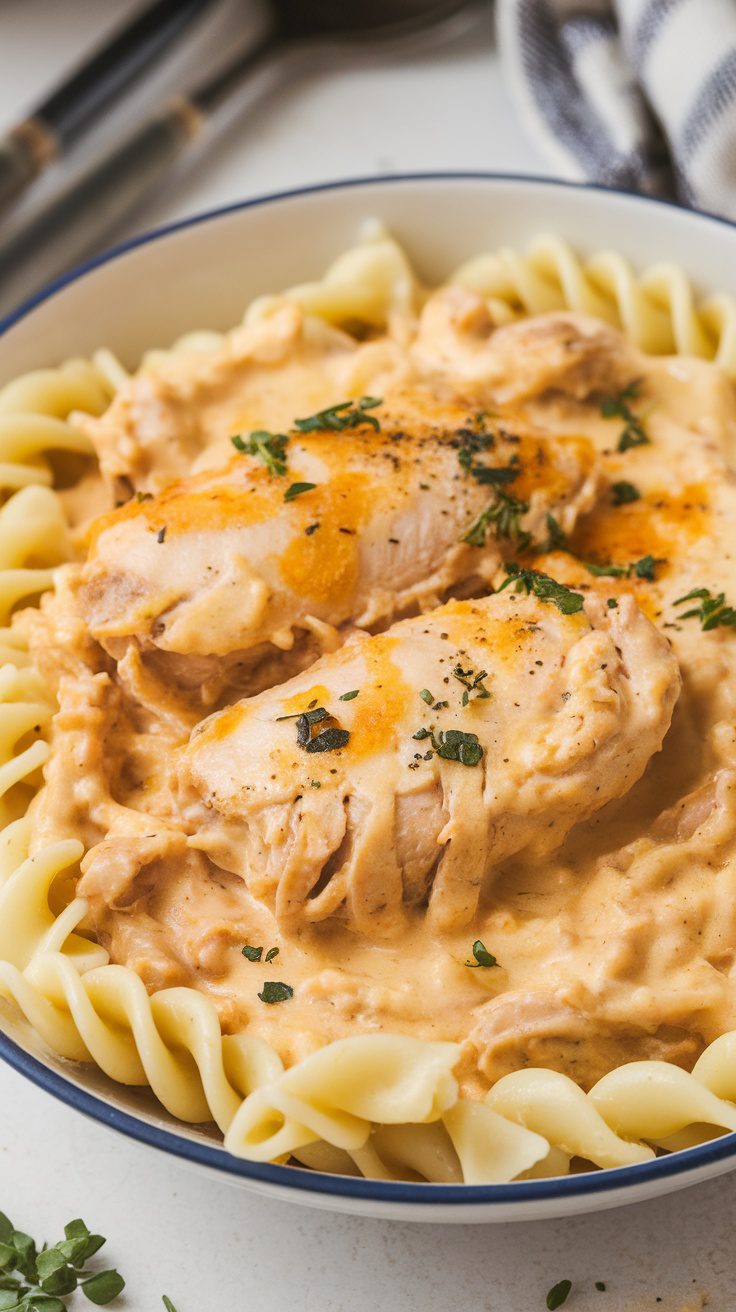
[0,0,220,222]
[0,0,480,315]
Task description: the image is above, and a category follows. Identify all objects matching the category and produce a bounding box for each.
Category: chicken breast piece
[75,410,599,707]
[467,991,703,1090]
[179,586,680,938]
[411,292,640,403]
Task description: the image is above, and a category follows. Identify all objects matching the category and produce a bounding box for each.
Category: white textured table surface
[1,4,735,1310]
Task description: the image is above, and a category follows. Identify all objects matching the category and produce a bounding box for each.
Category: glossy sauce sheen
[26,290,736,1093]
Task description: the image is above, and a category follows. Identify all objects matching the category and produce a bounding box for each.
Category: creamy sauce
[25,292,736,1095]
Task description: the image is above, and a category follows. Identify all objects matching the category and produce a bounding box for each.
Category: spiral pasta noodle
[2,229,736,1185]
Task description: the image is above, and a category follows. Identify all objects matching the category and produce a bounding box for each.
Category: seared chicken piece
[76,413,599,705]
[411,293,640,404]
[73,304,365,498]
[76,294,639,502]
[180,588,680,937]
[468,991,703,1089]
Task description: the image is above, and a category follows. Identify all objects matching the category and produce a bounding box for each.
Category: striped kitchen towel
[498,0,736,218]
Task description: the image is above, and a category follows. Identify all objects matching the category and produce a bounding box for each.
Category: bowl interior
[3,173,736,1216]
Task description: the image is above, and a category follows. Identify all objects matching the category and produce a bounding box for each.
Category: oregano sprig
[0,1214,124,1309]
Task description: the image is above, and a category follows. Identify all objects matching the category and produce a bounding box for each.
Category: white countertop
[1,4,735,1309]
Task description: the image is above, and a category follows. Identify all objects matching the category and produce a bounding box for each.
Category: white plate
[3,173,736,1222]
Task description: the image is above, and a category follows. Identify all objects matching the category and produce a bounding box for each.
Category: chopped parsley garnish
[540,512,566,552]
[420,688,434,705]
[674,587,736,630]
[339,689,359,701]
[454,426,495,475]
[305,522,320,535]
[258,981,293,1004]
[135,490,153,502]
[163,1299,178,1312]
[453,426,518,487]
[242,943,279,965]
[156,526,167,543]
[600,379,649,452]
[452,664,491,705]
[594,1282,606,1292]
[470,463,519,486]
[276,706,326,724]
[466,940,498,968]
[607,597,618,608]
[585,561,626,578]
[284,481,317,501]
[632,554,660,580]
[295,707,330,746]
[462,489,531,549]
[611,479,640,505]
[294,396,381,433]
[0,1212,125,1307]
[305,727,350,753]
[585,554,663,581]
[412,727,484,767]
[546,1280,572,1309]
[288,706,350,752]
[231,430,289,476]
[497,564,584,615]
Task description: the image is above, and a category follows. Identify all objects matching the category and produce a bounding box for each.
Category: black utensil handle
[38,0,218,149]
[0,0,217,223]
[0,101,200,299]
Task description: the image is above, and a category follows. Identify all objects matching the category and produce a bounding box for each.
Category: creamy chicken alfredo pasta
[4,227,736,1185]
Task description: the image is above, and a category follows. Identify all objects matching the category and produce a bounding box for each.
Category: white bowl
[3,173,736,1222]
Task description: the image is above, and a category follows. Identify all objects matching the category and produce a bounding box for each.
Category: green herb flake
[294,396,381,433]
[611,480,640,505]
[420,688,434,705]
[305,522,320,535]
[546,1279,573,1310]
[265,946,280,963]
[632,553,659,580]
[674,587,736,630]
[600,379,649,452]
[607,598,618,609]
[231,430,289,476]
[135,490,153,503]
[541,512,567,552]
[467,940,499,968]
[595,1282,606,1292]
[497,565,584,615]
[454,426,495,477]
[585,561,627,579]
[284,481,317,502]
[339,690,359,701]
[462,489,531,549]
[258,981,294,1004]
[452,664,491,704]
[304,727,350,754]
[585,555,663,582]
[421,729,484,767]
[162,1299,178,1312]
[242,944,263,962]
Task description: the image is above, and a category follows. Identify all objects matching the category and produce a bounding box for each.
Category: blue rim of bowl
[2,170,736,1205]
